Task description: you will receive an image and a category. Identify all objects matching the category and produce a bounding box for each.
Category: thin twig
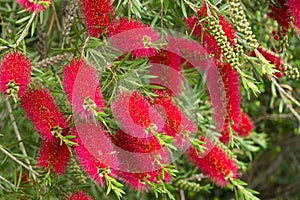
[0,175,16,190]
[272,78,300,121]
[81,36,90,57]
[5,99,37,181]
[0,145,40,176]
[51,2,62,31]
[272,78,300,108]
[12,12,36,49]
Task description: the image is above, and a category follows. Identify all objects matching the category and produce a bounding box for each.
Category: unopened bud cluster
[175,179,205,192]
[36,53,71,67]
[206,15,241,70]
[285,64,300,79]
[229,0,259,50]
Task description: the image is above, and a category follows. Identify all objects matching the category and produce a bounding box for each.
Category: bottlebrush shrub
[1,0,300,199]
[63,58,104,117]
[0,51,31,97]
[16,0,51,13]
[20,87,69,141]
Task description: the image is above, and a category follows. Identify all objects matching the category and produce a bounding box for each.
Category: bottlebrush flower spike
[72,122,118,185]
[185,6,236,59]
[37,139,70,175]
[219,120,230,144]
[288,0,300,33]
[16,0,51,13]
[255,46,285,77]
[106,17,158,58]
[80,0,114,37]
[63,58,104,117]
[0,52,31,97]
[20,88,69,141]
[187,138,238,187]
[117,170,170,192]
[111,91,162,137]
[112,130,170,191]
[268,0,291,31]
[218,62,241,123]
[68,191,93,200]
[231,111,254,137]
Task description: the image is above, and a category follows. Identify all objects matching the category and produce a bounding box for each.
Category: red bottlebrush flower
[149,50,181,71]
[20,88,69,141]
[106,17,158,58]
[117,170,170,191]
[268,0,291,30]
[111,91,160,137]
[16,0,51,13]
[0,52,31,96]
[186,17,221,58]
[187,138,238,187]
[185,6,236,59]
[112,129,161,154]
[37,139,70,175]
[68,191,93,200]
[288,0,300,33]
[255,46,285,77]
[218,62,241,124]
[231,111,254,137]
[80,0,114,37]
[219,120,230,144]
[112,129,170,191]
[152,96,195,138]
[72,122,118,185]
[152,96,196,150]
[63,58,104,117]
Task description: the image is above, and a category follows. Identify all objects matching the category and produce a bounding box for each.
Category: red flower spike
[112,129,161,153]
[68,191,93,200]
[63,58,104,118]
[187,138,238,187]
[72,123,118,185]
[20,88,68,141]
[218,62,241,124]
[37,139,70,175]
[288,0,300,33]
[219,120,230,144]
[0,52,31,96]
[268,0,291,30]
[117,170,170,192]
[106,17,157,58]
[112,129,170,191]
[231,111,254,137]
[111,91,160,137]
[151,94,196,149]
[185,6,236,59]
[255,47,285,77]
[80,0,114,37]
[16,0,51,13]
